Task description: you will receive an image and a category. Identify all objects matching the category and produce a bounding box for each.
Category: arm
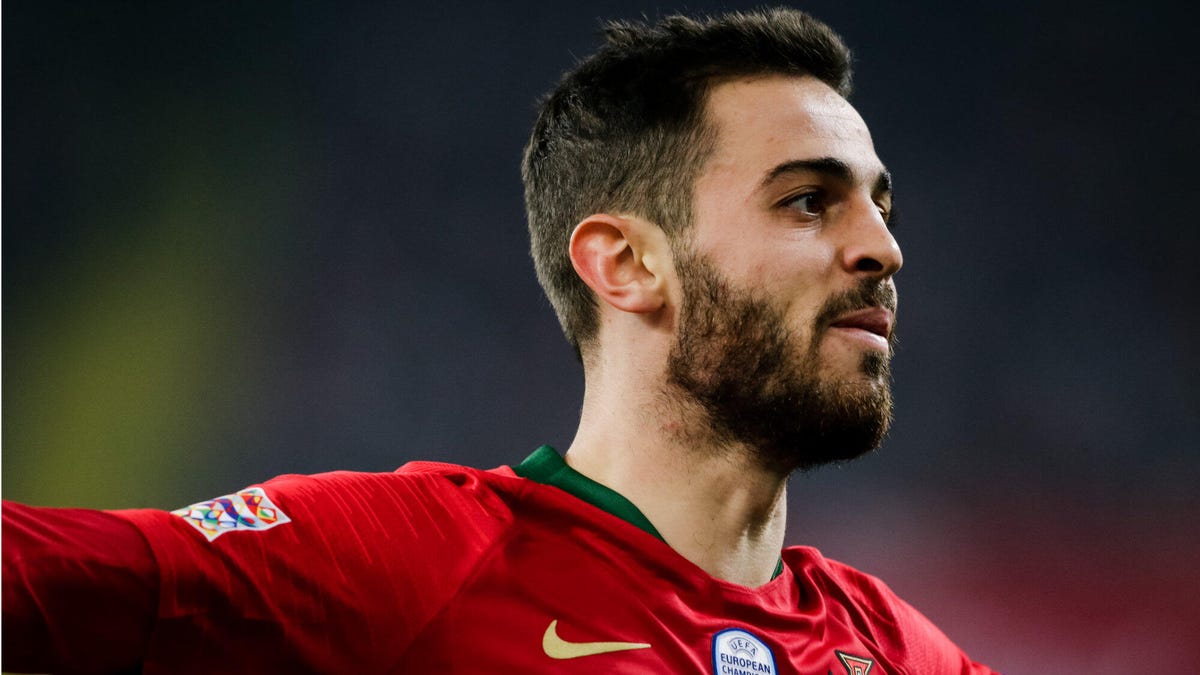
[2,501,158,674]
[3,467,516,673]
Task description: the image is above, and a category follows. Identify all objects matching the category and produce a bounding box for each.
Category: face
[665,75,902,473]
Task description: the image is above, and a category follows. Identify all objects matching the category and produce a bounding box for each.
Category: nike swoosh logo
[541,619,651,659]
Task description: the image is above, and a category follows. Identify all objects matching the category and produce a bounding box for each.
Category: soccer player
[3,8,998,674]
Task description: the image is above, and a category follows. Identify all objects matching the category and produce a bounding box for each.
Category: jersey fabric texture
[2,446,997,674]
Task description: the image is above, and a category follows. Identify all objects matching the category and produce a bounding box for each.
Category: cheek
[728,242,833,293]
[759,252,836,320]
[767,253,838,351]
[690,218,838,327]
[784,305,825,358]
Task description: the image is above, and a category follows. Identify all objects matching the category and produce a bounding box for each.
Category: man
[3,8,997,674]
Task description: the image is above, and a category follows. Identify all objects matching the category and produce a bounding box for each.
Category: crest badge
[836,650,876,675]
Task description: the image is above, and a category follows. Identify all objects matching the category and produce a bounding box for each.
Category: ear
[569,213,669,314]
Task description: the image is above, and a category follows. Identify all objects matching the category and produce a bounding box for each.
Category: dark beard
[665,250,896,475]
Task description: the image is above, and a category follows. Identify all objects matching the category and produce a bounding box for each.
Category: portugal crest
[836,650,876,675]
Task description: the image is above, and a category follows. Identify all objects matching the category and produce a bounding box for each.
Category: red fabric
[2,463,998,674]
[2,502,157,674]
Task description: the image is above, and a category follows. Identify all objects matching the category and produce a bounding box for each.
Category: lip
[827,307,894,345]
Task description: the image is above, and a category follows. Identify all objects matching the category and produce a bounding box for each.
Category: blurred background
[4,1,1197,671]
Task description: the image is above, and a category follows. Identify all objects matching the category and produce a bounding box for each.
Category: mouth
[827,307,894,346]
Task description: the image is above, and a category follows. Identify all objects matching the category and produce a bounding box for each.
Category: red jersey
[3,446,996,674]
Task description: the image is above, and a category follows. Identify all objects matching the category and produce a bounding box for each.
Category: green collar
[513,445,664,540]
[513,445,784,580]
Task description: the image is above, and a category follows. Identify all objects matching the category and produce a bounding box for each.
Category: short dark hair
[522,8,852,357]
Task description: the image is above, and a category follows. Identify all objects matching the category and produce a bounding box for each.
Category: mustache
[813,280,897,328]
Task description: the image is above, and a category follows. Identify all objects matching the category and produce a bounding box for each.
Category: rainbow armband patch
[171,486,291,541]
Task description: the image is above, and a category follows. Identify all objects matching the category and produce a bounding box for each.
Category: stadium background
[4,1,1197,671]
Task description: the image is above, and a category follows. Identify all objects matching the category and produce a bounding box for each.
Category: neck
[565,370,790,587]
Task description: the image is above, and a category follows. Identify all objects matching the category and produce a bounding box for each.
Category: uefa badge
[172,486,291,541]
[712,628,776,675]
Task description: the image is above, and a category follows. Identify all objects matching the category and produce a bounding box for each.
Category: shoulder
[124,460,529,548]
[784,546,990,673]
[110,461,537,668]
[788,546,915,621]
[267,458,523,499]
[261,460,525,520]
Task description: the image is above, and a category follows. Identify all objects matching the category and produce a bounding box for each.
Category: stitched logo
[542,620,651,660]
[172,486,291,541]
[836,650,876,675]
[712,628,776,675]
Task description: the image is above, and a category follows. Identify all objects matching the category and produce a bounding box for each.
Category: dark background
[4,1,1197,671]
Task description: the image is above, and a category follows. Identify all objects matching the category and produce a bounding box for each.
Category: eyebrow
[761,157,893,197]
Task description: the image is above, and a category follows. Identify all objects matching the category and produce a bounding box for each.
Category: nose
[839,200,903,278]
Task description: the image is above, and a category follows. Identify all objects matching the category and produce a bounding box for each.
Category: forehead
[700,75,882,183]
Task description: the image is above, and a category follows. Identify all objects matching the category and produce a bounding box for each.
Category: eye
[879,204,898,230]
[782,191,826,218]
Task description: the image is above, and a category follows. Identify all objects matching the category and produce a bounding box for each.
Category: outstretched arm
[2,501,157,674]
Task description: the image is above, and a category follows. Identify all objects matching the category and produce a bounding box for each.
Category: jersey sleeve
[2,501,158,674]
[3,466,518,674]
[824,558,1000,674]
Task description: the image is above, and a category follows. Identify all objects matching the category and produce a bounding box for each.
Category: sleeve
[115,468,515,673]
[826,559,1001,674]
[3,467,516,674]
[2,501,158,675]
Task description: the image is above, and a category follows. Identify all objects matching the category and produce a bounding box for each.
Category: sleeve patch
[171,487,291,541]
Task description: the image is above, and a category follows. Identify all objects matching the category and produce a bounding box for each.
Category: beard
[665,249,897,475]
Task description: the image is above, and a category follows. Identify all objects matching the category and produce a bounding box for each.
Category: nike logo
[541,619,651,660]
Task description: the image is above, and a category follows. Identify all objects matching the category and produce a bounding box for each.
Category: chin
[817,351,890,386]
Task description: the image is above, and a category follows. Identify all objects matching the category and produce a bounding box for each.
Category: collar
[513,445,664,539]
[513,445,784,580]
